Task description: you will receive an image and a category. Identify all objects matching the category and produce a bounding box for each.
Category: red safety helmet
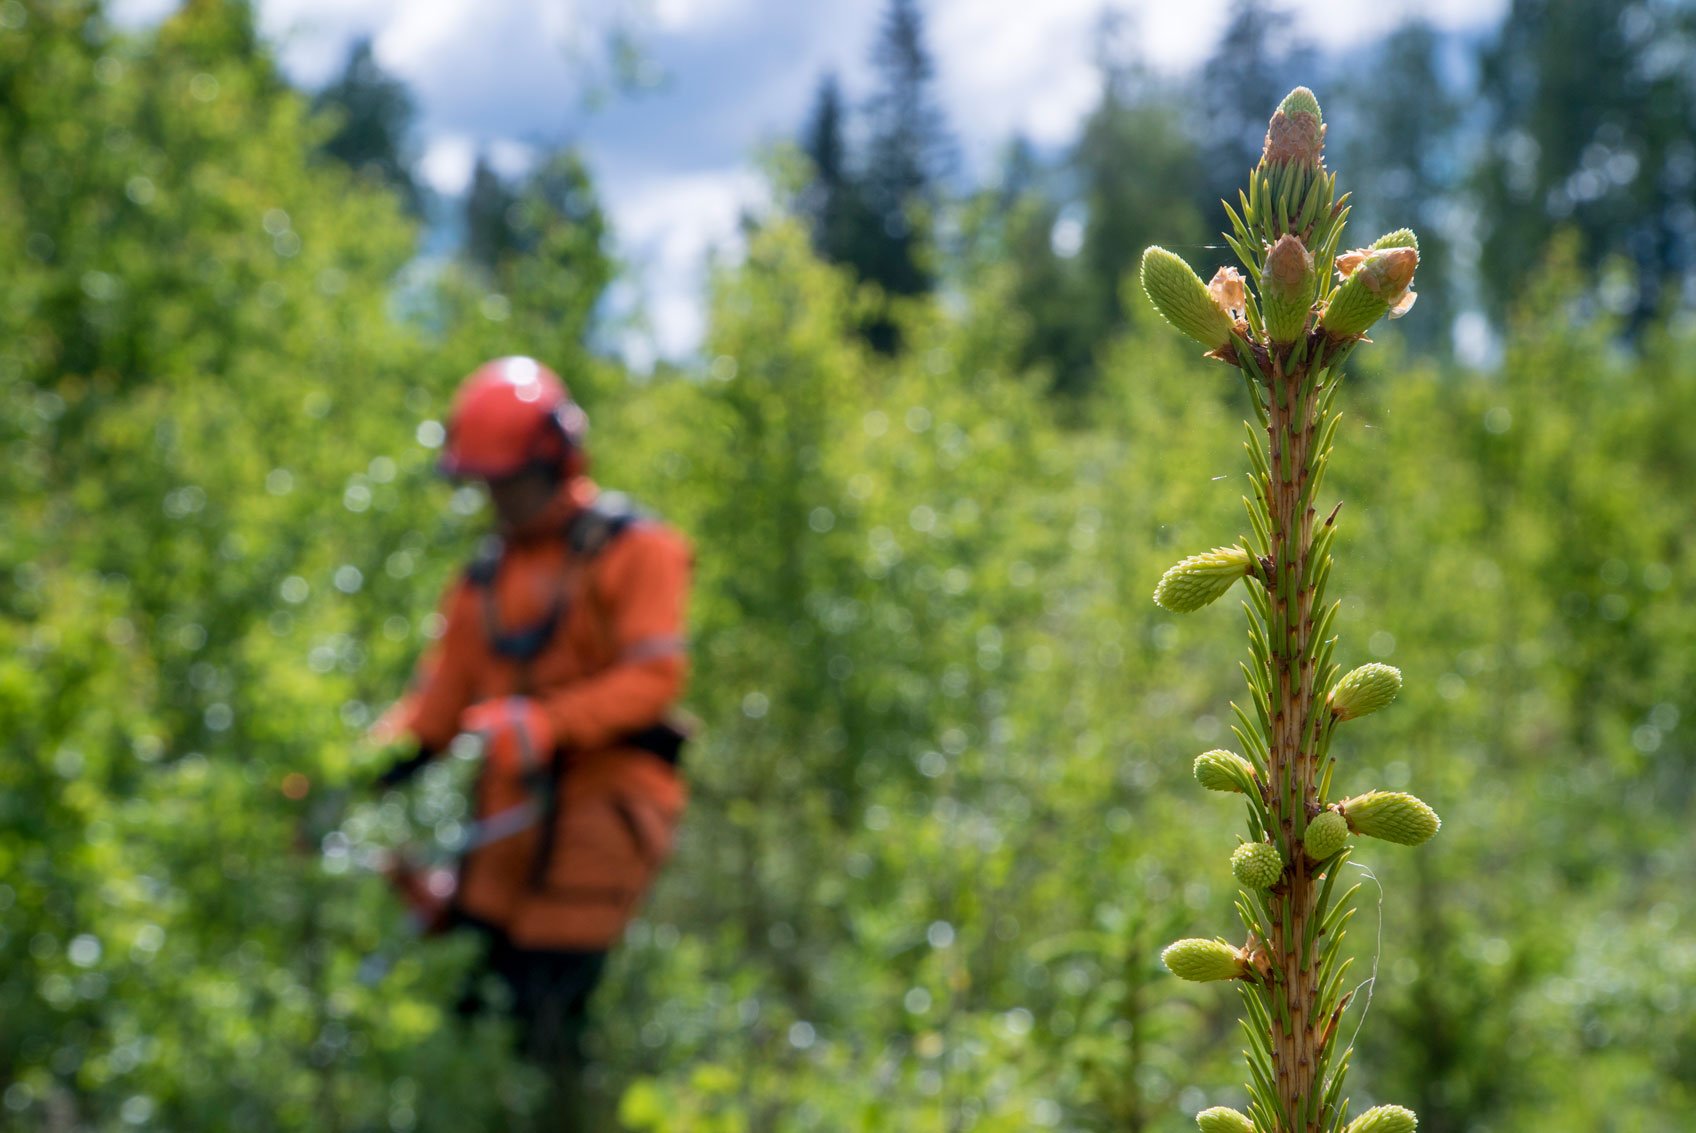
[439,356,589,481]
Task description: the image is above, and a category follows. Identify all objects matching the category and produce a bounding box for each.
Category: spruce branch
[1141,87,1440,1133]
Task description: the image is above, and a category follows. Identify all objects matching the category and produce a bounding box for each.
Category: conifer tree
[798,73,864,269]
[1194,1,1314,226]
[856,0,952,350]
[1073,18,1206,376]
[995,139,1097,398]
[464,154,519,272]
[313,38,421,214]
[1332,21,1459,352]
[1477,0,1696,324]
[501,150,614,358]
[1142,88,1439,1133]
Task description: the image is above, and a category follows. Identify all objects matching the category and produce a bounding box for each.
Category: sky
[117,0,1508,365]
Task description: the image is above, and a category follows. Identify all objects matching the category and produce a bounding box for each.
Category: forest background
[3,0,1694,1130]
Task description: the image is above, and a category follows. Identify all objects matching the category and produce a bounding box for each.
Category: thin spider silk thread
[1340,860,1386,1060]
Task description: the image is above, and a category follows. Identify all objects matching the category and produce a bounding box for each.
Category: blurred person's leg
[509,948,610,1132]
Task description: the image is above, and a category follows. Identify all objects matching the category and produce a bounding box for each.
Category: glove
[367,697,418,746]
[460,697,555,779]
[372,744,435,791]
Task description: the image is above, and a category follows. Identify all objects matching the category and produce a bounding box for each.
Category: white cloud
[254,0,399,86]
[372,0,478,77]
[1137,0,1508,73]
[1138,0,1234,74]
[910,0,1509,180]
[603,167,767,362]
[652,0,753,34]
[1293,0,1509,51]
[419,134,477,195]
[931,0,1104,158]
[415,135,539,198]
[487,138,539,179]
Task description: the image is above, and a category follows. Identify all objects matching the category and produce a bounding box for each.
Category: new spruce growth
[1155,546,1257,613]
[1161,938,1251,983]
[1144,88,1441,1132]
[1196,749,1258,794]
[1199,1108,1258,1133]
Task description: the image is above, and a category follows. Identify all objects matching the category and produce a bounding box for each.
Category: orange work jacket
[388,477,691,950]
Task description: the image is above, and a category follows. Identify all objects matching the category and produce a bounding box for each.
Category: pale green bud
[1328,663,1402,721]
[1344,1104,1418,1133]
[1320,247,1419,338]
[1194,749,1256,794]
[1197,1106,1256,1133]
[1369,229,1419,253]
[1279,87,1322,122]
[1341,792,1441,846]
[1261,234,1316,344]
[1154,546,1255,613]
[1303,810,1349,860]
[1141,247,1237,351]
[1161,938,1246,983]
[1231,842,1283,890]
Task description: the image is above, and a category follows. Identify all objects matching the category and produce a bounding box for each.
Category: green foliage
[1330,20,1459,351]
[793,0,952,354]
[462,155,520,273]
[797,73,863,272]
[0,3,554,1126]
[956,139,1100,400]
[858,0,950,299]
[1067,49,1207,390]
[3,5,1696,1132]
[1476,0,1696,324]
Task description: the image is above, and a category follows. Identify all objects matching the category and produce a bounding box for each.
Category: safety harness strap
[464,492,644,665]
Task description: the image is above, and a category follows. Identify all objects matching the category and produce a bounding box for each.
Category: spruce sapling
[1142,88,1441,1133]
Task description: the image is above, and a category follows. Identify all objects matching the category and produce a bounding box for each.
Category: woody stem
[1264,352,1322,1132]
